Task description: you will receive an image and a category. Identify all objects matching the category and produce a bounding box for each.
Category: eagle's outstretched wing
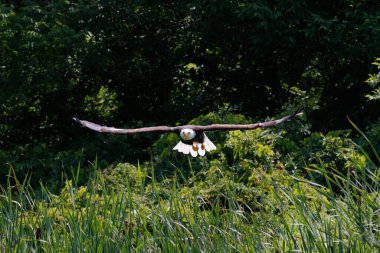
[72,118,177,134]
[73,109,304,134]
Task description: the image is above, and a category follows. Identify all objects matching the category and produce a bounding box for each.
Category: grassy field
[1,158,379,253]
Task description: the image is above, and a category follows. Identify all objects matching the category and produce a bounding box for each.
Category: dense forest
[1,0,380,185]
[0,1,379,252]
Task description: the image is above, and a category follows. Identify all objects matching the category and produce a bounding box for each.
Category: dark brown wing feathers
[73,109,303,135]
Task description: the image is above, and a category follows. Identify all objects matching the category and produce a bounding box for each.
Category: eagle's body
[173,128,216,157]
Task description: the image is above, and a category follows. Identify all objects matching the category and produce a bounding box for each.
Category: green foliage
[357,117,380,163]
[101,162,148,191]
[225,129,282,170]
[84,85,121,120]
[0,143,88,188]
[1,149,379,252]
[365,58,380,100]
[301,131,353,167]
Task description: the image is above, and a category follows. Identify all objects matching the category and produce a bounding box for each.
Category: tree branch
[73,109,304,135]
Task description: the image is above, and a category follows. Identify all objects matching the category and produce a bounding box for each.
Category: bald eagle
[73,109,303,157]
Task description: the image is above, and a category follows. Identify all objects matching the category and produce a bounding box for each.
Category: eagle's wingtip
[73,117,86,127]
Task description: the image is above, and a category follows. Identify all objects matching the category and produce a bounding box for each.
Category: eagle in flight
[73,110,302,157]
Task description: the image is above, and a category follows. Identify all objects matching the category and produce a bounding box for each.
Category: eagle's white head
[180,128,196,141]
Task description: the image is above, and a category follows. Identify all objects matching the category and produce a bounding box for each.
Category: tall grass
[0,158,379,252]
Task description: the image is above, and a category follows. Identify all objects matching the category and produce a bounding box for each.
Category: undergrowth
[0,156,379,252]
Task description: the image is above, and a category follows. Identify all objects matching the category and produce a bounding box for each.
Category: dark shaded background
[1,0,380,187]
